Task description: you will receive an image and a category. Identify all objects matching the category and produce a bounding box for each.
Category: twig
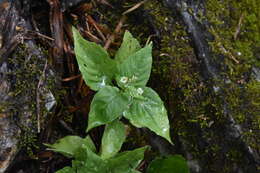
[47,0,64,74]
[77,76,84,93]
[31,14,40,32]
[104,16,126,50]
[87,15,106,41]
[96,0,114,8]
[62,74,81,81]
[104,1,147,50]
[37,59,48,133]
[84,30,102,43]
[28,30,55,41]
[210,26,240,64]
[234,13,245,40]
[0,34,3,49]
[59,120,74,133]
[123,0,147,15]
[36,32,55,41]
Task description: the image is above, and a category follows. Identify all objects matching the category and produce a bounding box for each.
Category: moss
[140,1,259,172]
[6,44,54,157]
[18,126,39,158]
[206,0,260,70]
[123,0,213,155]
[203,0,260,171]
[95,0,259,171]
[205,0,260,153]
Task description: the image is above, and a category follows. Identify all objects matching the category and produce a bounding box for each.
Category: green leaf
[124,86,146,100]
[67,146,147,173]
[101,119,126,159]
[82,136,97,152]
[115,31,141,63]
[45,136,95,157]
[107,146,148,173]
[123,87,172,143]
[72,27,115,91]
[87,86,130,131]
[56,167,75,173]
[147,155,190,173]
[73,145,108,173]
[115,44,152,88]
[52,137,147,173]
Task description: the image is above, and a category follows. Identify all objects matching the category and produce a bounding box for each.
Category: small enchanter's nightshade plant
[72,27,171,142]
[46,27,189,173]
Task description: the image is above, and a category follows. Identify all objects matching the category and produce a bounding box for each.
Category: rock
[0,1,56,172]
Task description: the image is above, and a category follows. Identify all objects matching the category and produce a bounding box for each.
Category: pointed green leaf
[56,167,75,173]
[73,145,108,173]
[115,31,141,63]
[130,170,142,173]
[107,146,148,173]
[45,135,95,157]
[123,87,172,143]
[115,44,152,88]
[124,86,146,100]
[87,86,130,131]
[147,155,190,173]
[101,120,126,159]
[82,136,97,152]
[72,27,115,91]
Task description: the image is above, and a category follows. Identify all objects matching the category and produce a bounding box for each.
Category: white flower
[120,76,128,83]
[137,88,144,95]
[131,75,138,80]
[99,76,106,87]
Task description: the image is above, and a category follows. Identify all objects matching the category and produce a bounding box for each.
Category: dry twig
[104,16,126,50]
[62,74,81,82]
[234,13,245,40]
[123,0,147,15]
[37,59,48,133]
[210,27,240,64]
[87,15,106,41]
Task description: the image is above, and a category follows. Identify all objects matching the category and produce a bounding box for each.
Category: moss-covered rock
[103,0,260,172]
